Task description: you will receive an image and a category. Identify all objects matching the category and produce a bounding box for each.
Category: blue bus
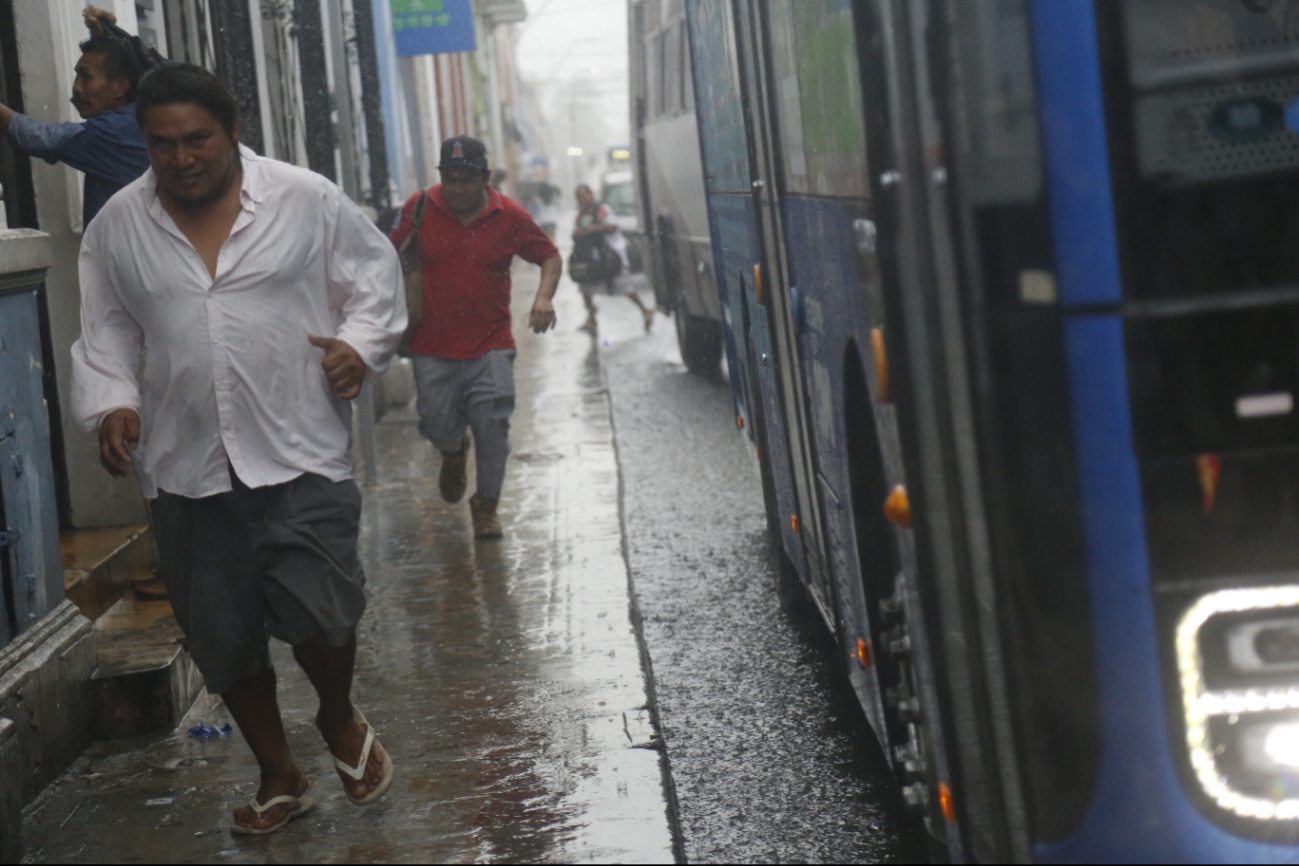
[657,0,1299,860]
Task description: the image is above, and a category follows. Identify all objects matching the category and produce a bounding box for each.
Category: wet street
[20,265,924,864]
[597,292,928,864]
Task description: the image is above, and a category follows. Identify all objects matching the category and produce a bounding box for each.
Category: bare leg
[628,291,653,331]
[292,633,387,801]
[224,668,310,831]
[581,291,598,331]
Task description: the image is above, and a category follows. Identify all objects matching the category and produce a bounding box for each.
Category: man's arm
[576,204,619,236]
[70,233,145,475]
[322,187,408,399]
[387,192,419,249]
[529,257,563,334]
[5,112,83,162]
[83,6,117,36]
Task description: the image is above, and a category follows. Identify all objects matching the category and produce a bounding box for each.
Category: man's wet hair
[79,35,144,101]
[135,63,239,136]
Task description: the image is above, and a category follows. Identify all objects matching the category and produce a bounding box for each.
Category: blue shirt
[7,104,149,226]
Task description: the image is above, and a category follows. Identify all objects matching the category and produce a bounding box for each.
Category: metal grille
[1124,0,1299,91]
[1135,76,1299,184]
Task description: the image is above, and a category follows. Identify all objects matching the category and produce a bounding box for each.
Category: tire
[674,312,723,375]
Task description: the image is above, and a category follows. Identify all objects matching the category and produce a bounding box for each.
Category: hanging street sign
[391,0,477,57]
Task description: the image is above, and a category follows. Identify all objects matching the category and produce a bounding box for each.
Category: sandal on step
[325,708,394,806]
[230,793,316,836]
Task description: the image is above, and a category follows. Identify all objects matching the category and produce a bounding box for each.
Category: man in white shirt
[71,64,405,834]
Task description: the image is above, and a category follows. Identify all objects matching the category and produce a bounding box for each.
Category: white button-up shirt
[71,146,407,499]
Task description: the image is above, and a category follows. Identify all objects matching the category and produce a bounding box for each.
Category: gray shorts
[413,350,516,501]
[151,467,367,695]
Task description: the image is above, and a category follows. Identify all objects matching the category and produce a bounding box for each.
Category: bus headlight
[1177,586,1299,821]
[1255,721,1299,770]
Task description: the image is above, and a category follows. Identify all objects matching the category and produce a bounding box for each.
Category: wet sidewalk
[20,273,677,864]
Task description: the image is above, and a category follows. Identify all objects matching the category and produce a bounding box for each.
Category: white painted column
[246,0,278,158]
[421,55,443,162]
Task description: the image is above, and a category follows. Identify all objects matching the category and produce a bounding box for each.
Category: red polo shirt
[389,185,560,359]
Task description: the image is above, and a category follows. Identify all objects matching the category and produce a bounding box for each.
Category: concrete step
[61,525,156,622]
[89,596,206,741]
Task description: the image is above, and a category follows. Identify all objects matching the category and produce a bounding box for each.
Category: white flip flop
[328,708,394,806]
[230,793,316,835]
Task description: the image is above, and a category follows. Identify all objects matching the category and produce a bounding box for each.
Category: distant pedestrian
[535,184,560,241]
[0,6,148,226]
[573,184,653,333]
[389,135,562,539]
[71,64,405,835]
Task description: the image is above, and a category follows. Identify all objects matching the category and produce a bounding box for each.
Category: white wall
[13,0,148,528]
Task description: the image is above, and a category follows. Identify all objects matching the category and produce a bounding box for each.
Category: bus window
[656,30,668,117]
[765,0,869,199]
[687,0,749,194]
[665,20,682,116]
[679,21,691,115]
[948,0,1042,206]
[631,3,649,111]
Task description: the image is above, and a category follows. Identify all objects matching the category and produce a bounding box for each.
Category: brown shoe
[131,576,169,601]
[439,437,469,503]
[470,494,503,539]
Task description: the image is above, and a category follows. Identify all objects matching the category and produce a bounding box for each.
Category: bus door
[732,0,837,627]
[1011,0,1299,858]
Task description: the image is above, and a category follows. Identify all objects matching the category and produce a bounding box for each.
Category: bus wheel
[675,312,723,375]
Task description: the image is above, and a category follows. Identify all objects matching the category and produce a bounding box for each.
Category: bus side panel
[703,194,752,433]
[711,192,807,579]
[781,193,890,738]
[685,0,746,425]
[686,1,750,196]
[688,0,807,579]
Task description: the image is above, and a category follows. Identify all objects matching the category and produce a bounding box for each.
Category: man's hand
[98,407,140,477]
[83,6,117,36]
[530,257,562,334]
[530,296,556,333]
[308,335,366,400]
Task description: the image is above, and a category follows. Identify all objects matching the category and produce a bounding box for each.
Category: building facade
[0,1,529,860]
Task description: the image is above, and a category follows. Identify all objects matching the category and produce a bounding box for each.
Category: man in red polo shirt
[390,136,562,538]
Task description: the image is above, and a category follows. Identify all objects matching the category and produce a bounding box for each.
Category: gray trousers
[413,349,516,501]
[152,468,366,695]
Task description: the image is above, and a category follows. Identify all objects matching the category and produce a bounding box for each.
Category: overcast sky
[515,0,632,143]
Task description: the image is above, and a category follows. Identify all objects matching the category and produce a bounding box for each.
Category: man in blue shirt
[0,11,148,226]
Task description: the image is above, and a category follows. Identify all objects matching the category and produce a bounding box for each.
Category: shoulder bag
[396,191,428,352]
[568,212,623,285]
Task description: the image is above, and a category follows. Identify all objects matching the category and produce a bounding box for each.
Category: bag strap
[413,190,428,231]
[399,191,429,256]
